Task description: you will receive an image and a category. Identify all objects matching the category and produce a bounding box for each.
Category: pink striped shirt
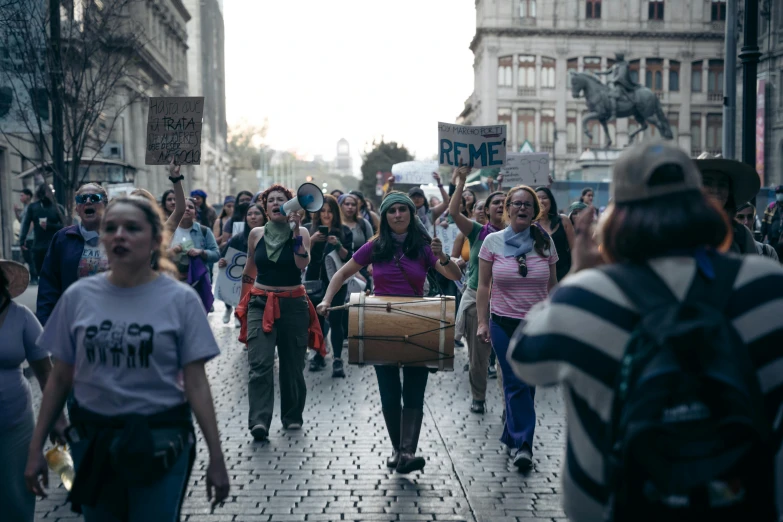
[478,231,558,320]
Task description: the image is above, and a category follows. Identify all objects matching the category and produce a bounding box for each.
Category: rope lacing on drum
[347,302,455,364]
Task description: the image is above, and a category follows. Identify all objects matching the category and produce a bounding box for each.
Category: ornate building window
[498,109,513,147]
[541,57,556,89]
[691,113,702,155]
[498,56,513,87]
[520,0,536,18]
[583,56,601,73]
[668,112,679,141]
[706,114,722,154]
[586,0,601,19]
[518,109,535,146]
[648,0,664,21]
[707,59,724,100]
[692,61,703,93]
[567,110,578,153]
[518,55,536,89]
[540,109,556,148]
[646,59,664,91]
[711,1,726,21]
[669,61,680,92]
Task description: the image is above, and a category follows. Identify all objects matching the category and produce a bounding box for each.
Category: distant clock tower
[336,138,352,175]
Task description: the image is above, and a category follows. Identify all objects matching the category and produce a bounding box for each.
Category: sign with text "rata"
[438,122,507,169]
[145,97,204,166]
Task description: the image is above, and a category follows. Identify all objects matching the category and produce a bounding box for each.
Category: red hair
[259,184,294,208]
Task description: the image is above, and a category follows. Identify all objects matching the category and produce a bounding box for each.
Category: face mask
[776,194,783,202]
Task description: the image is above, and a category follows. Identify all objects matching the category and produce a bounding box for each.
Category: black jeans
[330,309,348,359]
[375,366,429,410]
[22,241,37,280]
[33,248,47,275]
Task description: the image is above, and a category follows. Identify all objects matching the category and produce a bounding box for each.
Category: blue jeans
[71,436,193,522]
[490,317,536,451]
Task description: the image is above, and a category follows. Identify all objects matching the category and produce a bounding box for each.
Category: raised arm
[448,166,475,236]
[430,172,450,222]
[164,160,186,234]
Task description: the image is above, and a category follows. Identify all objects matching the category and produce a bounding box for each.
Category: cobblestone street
[33,302,567,522]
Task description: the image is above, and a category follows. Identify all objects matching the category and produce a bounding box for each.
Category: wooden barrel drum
[347,293,455,371]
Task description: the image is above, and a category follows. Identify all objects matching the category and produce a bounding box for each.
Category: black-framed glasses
[75,193,106,204]
[509,201,534,210]
[516,254,528,277]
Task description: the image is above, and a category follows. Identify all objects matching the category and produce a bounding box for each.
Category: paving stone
[32,301,566,522]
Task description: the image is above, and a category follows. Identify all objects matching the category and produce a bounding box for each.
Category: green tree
[359,140,413,204]
[228,120,268,170]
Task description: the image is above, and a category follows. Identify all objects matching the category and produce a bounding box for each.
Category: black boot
[381,408,401,468]
[395,408,425,474]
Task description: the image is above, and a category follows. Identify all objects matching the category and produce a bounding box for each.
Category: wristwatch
[169,175,184,183]
[439,256,450,266]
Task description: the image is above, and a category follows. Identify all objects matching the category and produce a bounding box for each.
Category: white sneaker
[222,308,231,324]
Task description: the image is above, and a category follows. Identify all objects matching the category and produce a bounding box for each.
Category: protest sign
[500,153,549,187]
[438,122,507,169]
[232,221,245,238]
[145,97,204,165]
[435,222,461,258]
[391,161,439,185]
[106,183,134,200]
[215,247,246,307]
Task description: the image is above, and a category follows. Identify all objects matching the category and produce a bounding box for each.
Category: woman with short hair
[476,185,558,469]
[317,192,462,474]
[508,141,783,521]
[25,195,229,521]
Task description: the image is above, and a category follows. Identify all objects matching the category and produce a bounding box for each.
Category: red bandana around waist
[235,285,325,356]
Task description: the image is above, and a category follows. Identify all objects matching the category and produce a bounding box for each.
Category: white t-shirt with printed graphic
[38,273,220,416]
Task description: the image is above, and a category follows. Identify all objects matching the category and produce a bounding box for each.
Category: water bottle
[45,445,75,491]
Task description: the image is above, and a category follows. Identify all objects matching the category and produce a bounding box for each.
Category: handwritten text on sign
[145,97,204,165]
[215,247,246,307]
[438,122,507,169]
[391,161,439,185]
[500,153,550,187]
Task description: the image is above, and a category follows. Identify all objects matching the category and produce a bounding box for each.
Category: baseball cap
[408,187,426,199]
[611,140,702,203]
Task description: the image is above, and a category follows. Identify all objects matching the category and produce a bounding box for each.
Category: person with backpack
[508,140,783,521]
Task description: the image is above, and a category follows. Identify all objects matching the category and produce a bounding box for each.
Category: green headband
[379,192,416,216]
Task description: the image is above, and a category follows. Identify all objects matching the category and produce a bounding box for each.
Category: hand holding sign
[438,122,507,169]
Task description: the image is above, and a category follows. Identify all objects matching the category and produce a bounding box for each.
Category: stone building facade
[183,0,229,203]
[460,0,726,180]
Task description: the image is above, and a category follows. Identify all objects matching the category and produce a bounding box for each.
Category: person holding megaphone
[235,184,327,441]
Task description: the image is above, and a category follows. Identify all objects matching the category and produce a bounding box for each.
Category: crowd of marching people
[3,139,783,522]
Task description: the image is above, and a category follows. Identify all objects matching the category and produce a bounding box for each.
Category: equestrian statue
[570,52,673,147]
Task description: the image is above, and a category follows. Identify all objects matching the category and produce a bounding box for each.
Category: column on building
[681,59,693,154]
[555,56,568,178]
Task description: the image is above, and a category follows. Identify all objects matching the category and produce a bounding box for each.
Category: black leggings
[330,309,348,359]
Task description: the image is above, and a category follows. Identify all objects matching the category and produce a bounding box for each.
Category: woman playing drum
[317,192,461,474]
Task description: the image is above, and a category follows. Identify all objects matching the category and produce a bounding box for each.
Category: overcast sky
[224,1,476,175]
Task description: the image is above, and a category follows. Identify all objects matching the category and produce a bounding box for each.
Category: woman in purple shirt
[317,192,462,474]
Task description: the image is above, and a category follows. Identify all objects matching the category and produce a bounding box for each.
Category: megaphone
[280,183,324,216]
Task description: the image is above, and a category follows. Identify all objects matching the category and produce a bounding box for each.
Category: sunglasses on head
[75,193,106,204]
[516,254,528,277]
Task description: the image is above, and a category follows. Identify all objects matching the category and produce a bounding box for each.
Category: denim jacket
[188,223,220,264]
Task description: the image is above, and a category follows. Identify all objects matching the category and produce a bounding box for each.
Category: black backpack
[600,256,778,522]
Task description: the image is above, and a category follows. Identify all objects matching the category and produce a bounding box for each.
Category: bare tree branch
[0,0,152,216]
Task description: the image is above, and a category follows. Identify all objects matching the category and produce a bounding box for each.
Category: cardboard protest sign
[436,222,461,259]
[145,97,204,165]
[438,122,507,169]
[391,161,439,185]
[215,247,246,307]
[500,153,549,187]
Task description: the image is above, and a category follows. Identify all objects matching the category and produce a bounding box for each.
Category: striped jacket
[509,255,783,521]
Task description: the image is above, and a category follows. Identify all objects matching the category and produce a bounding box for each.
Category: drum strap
[393,255,423,297]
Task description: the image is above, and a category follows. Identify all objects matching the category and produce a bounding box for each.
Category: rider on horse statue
[595,52,639,121]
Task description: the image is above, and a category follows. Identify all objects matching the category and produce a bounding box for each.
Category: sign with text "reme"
[438,122,507,169]
[145,97,204,165]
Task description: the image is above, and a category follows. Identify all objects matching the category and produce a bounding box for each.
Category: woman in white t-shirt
[476,185,558,471]
[25,195,229,521]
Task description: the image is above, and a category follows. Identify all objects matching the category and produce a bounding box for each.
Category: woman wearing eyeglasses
[475,185,558,470]
[36,183,111,326]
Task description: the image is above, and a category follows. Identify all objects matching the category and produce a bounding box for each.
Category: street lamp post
[740,0,762,196]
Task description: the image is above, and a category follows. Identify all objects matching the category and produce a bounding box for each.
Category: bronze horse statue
[569,71,673,147]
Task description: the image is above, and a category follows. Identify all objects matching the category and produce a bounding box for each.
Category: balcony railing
[514,17,537,26]
[691,148,702,157]
[540,144,555,153]
[706,148,723,156]
[517,87,536,96]
[567,144,577,154]
[708,91,723,102]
